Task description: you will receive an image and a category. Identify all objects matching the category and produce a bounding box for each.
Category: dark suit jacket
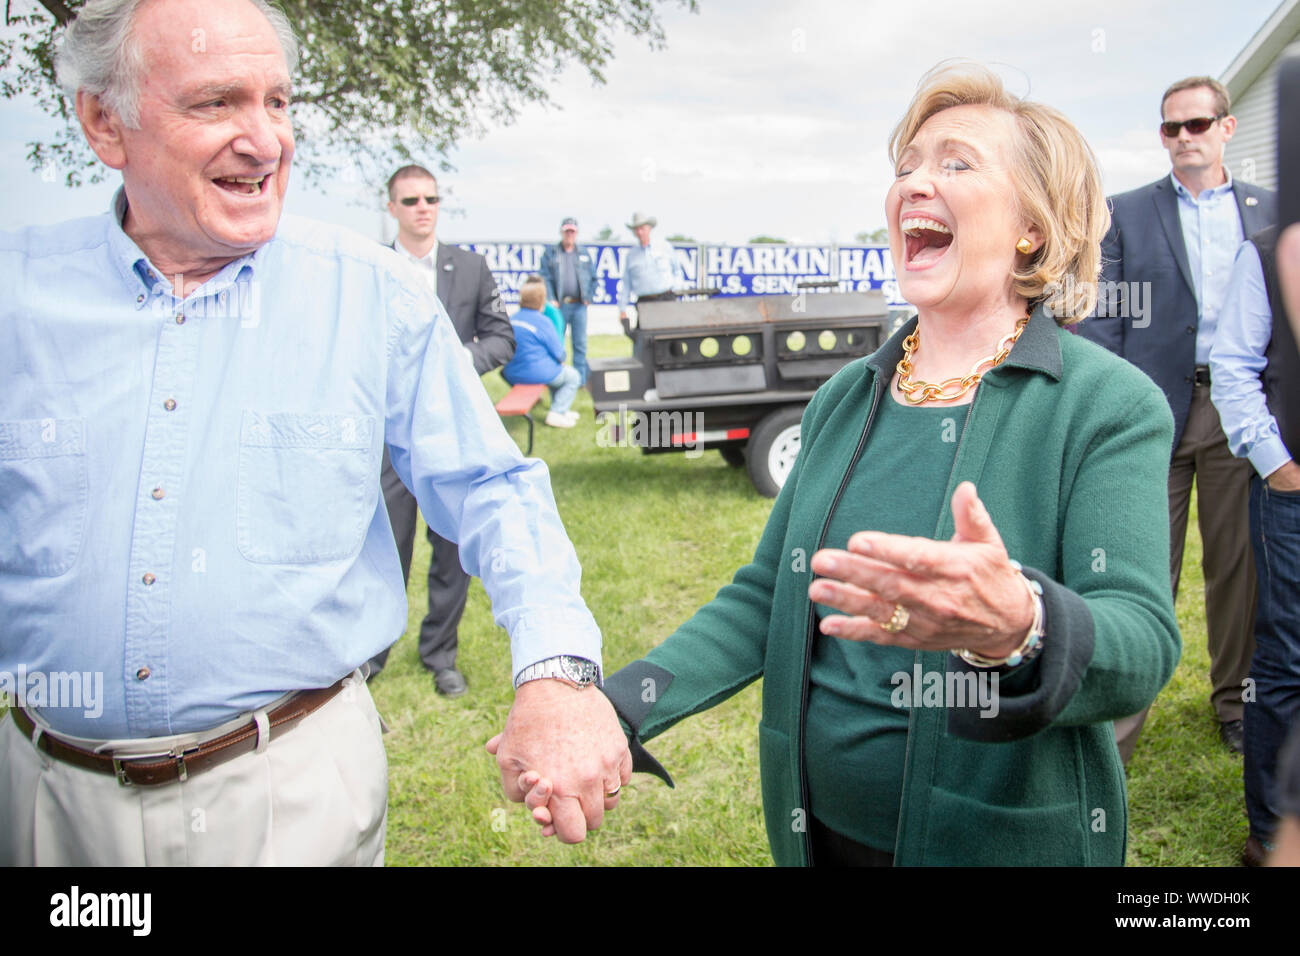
[392,241,515,375]
[1079,175,1275,450]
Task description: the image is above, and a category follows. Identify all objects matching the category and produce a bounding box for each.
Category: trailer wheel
[747,406,804,498]
[719,444,746,468]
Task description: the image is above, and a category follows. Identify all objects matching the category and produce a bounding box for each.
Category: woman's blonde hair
[888,61,1109,324]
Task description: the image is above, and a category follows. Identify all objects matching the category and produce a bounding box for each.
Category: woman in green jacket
[529,62,1182,865]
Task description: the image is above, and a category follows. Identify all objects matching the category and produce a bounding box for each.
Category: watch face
[561,656,594,684]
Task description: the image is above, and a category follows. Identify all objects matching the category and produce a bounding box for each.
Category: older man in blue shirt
[0,0,629,864]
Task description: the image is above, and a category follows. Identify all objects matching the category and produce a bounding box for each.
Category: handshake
[484,676,635,843]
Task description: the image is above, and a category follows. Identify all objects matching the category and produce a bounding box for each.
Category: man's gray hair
[54,0,300,128]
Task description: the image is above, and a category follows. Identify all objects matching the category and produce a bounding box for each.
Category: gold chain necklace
[895,310,1032,405]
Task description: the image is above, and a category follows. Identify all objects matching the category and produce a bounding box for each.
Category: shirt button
[136,293,146,304]
[151,486,165,500]
[163,398,177,411]
[175,312,186,325]
[142,572,156,585]
[136,666,151,681]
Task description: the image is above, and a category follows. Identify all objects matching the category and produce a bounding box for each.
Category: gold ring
[880,604,910,633]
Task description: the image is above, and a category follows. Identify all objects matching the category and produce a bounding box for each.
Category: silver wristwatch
[513,655,601,690]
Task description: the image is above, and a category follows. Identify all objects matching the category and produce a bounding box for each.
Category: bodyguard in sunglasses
[1080,76,1275,765]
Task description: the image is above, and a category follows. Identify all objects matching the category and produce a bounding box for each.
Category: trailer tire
[719,444,746,468]
[747,406,805,498]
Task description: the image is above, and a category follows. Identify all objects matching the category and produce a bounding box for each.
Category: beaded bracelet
[952,560,1045,669]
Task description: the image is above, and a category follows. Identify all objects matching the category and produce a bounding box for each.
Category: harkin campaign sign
[454,241,903,307]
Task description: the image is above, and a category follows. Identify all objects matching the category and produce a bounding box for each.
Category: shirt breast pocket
[0,418,88,577]
[236,411,376,564]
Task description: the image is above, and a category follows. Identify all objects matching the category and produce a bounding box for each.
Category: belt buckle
[111,743,201,787]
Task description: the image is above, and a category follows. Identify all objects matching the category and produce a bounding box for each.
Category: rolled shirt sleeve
[382,271,602,679]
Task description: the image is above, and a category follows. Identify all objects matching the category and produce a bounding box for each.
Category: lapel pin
[1245,196,1258,206]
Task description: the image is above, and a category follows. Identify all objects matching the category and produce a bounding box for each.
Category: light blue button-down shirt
[1210,241,1291,479]
[617,237,685,310]
[1172,172,1244,365]
[0,193,601,738]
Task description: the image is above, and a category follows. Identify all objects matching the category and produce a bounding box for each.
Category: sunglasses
[1160,115,1223,137]
[398,195,440,207]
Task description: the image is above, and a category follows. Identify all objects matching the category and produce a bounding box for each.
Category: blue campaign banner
[456,241,698,307]
[834,245,903,305]
[702,244,834,296]
[459,241,903,306]
[452,241,546,306]
[588,244,699,306]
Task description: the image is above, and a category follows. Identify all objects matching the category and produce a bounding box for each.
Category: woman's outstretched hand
[808,481,1034,658]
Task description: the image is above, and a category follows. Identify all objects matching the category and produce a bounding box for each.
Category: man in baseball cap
[540,217,598,384]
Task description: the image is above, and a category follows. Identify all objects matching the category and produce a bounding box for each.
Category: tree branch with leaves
[3,0,695,186]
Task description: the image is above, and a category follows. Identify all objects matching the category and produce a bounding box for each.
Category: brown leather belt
[11,677,348,787]
[561,296,583,304]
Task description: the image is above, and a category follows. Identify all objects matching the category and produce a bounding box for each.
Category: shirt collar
[397,237,439,268]
[1170,169,1234,202]
[107,186,263,307]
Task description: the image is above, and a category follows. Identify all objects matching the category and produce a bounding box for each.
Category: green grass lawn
[373,333,1245,866]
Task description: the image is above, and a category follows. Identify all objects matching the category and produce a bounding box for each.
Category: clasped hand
[808,482,1034,658]
[485,677,632,843]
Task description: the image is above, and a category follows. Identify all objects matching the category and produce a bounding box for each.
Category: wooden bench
[494,383,548,455]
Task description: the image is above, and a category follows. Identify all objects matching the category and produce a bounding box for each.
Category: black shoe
[1219,719,1244,755]
[1242,835,1270,867]
[434,668,468,698]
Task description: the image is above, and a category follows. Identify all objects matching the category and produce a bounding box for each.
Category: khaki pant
[0,674,387,865]
[1114,383,1257,764]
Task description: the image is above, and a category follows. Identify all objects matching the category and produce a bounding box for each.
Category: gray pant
[368,447,470,675]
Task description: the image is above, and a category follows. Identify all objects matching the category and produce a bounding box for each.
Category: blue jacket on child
[502,307,565,385]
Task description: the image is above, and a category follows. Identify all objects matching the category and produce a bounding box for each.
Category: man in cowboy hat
[617,211,684,324]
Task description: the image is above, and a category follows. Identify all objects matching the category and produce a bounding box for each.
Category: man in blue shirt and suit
[1080,76,1275,763]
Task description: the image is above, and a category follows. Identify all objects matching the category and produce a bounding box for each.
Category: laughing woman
[529,62,1181,865]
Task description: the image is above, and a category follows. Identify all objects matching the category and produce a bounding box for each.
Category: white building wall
[1224,38,1300,190]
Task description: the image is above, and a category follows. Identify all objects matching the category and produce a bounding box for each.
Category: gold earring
[1016,237,1033,255]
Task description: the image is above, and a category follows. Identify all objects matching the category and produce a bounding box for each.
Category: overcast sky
[0,0,1286,245]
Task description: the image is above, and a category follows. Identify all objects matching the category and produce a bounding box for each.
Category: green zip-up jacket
[605,306,1181,866]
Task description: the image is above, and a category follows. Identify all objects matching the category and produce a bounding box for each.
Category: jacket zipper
[892,390,979,863]
[796,368,883,866]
